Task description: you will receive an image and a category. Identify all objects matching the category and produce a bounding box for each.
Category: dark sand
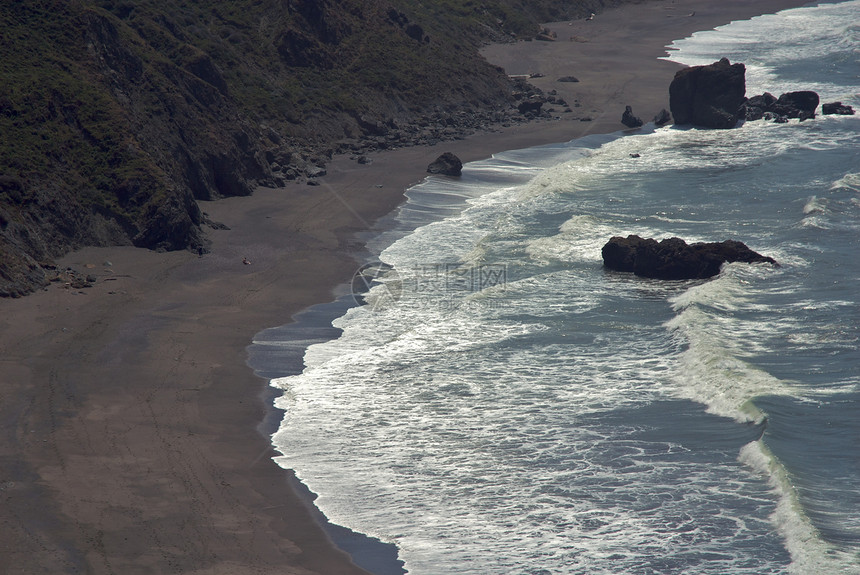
[0,0,812,572]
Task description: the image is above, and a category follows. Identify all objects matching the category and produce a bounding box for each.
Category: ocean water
[252,2,860,574]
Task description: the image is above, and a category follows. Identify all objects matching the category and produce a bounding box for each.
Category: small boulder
[621,106,643,128]
[517,97,545,115]
[427,152,463,177]
[306,165,327,178]
[404,23,426,42]
[822,101,855,115]
[775,91,819,120]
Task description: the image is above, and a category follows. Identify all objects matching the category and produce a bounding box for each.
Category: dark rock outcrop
[822,101,855,115]
[517,96,545,115]
[775,91,819,119]
[669,58,746,128]
[602,234,777,280]
[427,152,463,177]
[742,90,820,122]
[670,56,831,127]
[621,105,643,128]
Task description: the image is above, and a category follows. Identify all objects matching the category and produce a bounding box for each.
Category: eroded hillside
[0,0,620,296]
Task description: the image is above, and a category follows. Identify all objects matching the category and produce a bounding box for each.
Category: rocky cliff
[1,0,623,297]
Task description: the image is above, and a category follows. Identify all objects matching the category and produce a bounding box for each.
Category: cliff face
[0,0,612,296]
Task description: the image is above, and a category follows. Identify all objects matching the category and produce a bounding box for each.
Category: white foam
[263,3,860,571]
[272,243,809,572]
[803,195,828,214]
[739,441,860,575]
[526,215,623,264]
[663,1,860,102]
[831,172,860,192]
[664,260,856,423]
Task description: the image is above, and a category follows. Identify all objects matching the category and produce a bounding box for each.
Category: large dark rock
[669,58,747,128]
[427,152,463,177]
[602,234,777,280]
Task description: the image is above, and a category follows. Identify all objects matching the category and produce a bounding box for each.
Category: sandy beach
[0,0,813,573]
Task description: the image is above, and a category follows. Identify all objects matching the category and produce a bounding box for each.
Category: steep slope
[0,0,618,296]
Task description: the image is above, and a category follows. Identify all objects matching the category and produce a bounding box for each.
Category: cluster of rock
[266,80,558,183]
[668,57,855,128]
[602,235,777,280]
[264,147,331,187]
[0,265,105,297]
[48,267,100,290]
[604,56,858,281]
[621,106,671,129]
[742,93,855,123]
[333,107,537,166]
[742,91,819,122]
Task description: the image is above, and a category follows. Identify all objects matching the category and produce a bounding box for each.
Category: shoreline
[0,0,815,573]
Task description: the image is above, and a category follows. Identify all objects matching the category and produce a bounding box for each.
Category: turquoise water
[255,2,860,573]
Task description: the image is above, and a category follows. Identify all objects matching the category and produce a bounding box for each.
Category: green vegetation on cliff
[0,0,617,296]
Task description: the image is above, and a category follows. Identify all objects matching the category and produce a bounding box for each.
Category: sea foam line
[739,441,860,574]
